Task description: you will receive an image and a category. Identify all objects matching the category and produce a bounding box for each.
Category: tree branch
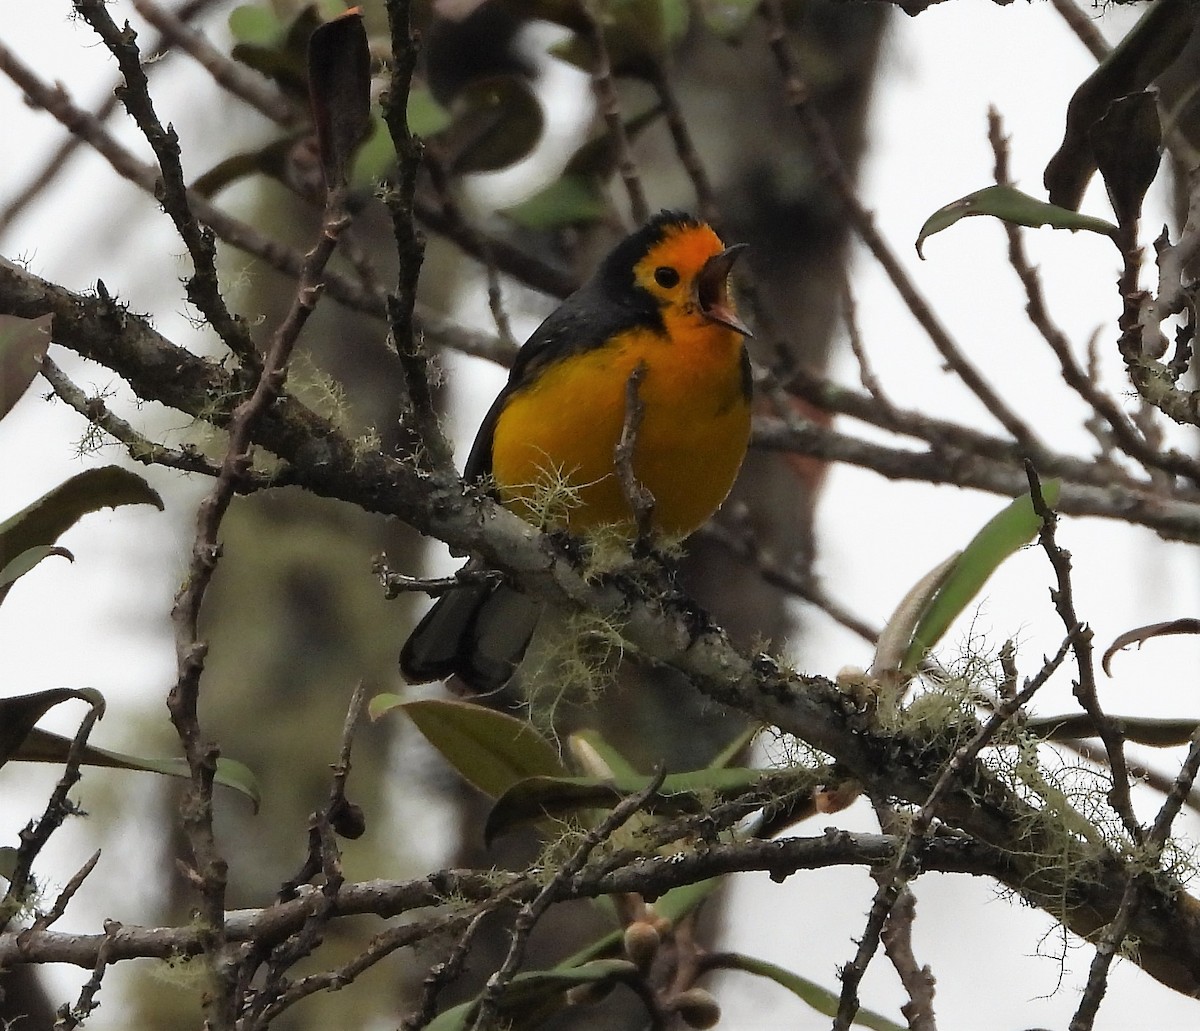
[129,0,303,127]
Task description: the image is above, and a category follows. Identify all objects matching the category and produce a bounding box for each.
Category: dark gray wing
[463,279,650,482]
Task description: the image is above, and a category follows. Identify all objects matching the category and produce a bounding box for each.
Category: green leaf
[713,952,906,1031]
[485,767,783,844]
[428,959,637,1030]
[564,104,661,178]
[486,777,625,843]
[915,185,1116,259]
[0,466,163,605]
[0,466,163,566]
[350,95,455,187]
[872,553,959,678]
[313,0,345,19]
[441,75,544,175]
[0,688,104,769]
[0,545,73,592]
[552,0,688,75]
[709,723,760,770]
[653,876,722,922]
[407,89,453,138]
[568,728,642,779]
[228,4,283,46]
[487,959,636,1008]
[499,104,661,230]
[378,697,567,799]
[501,174,609,231]
[0,313,51,420]
[230,4,325,97]
[901,481,1061,672]
[231,41,308,93]
[366,692,405,720]
[425,1000,473,1031]
[349,117,391,188]
[14,727,261,811]
[697,0,759,42]
[1025,713,1200,748]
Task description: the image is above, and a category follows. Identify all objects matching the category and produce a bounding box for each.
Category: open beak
[696,243,752,337]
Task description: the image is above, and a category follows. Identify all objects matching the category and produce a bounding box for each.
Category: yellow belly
[490,324,750,538]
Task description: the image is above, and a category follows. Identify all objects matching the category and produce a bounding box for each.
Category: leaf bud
[673,987,721,1029]
[622,920,660,973]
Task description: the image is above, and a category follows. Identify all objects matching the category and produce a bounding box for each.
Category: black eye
[654,266,680,288]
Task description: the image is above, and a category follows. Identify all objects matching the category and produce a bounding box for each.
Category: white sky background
[2,1,1200,1029]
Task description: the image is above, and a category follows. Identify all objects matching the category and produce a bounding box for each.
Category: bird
[400,210,752,692]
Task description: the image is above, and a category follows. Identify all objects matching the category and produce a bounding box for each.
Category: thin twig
[241,685,369,1028]
[1026,463,1143,845]
[987,109,1200,486]
[274,682,369,902]
[381,0,455,473]
[252,909,483,1026]
[400,907,501,1031]
[414,195,579,300]
[868,804,938,1031]
[53,920,117,1030]
[423,147,519,350]
[327,682,368,832]
[783,366,1179,499]
[697,518,881,644]
[1068,733,1200,1031]
[470,766,669,1030]
[649,63,717,222]
[0,699,103,935]
[615,360,656,543]
[28,850,102,936]
[130,0,303,126]
[843,285,901,428]
[40,354,281,487]
[880,885,938,1031]
[760,0,1047,460]
[1048,0,1110,60]
[373,556,501,599]
[0,0,220,236]
[580,0,649,224]
[483,259,517,349]
[416,305,517,367]
[1141,178,1200,366]
[1065,739,1200,818]
[833,631,1074,1030]
[753,414,1200,543]
[75,0,258,368]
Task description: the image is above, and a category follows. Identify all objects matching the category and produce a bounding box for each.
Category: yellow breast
[490,319,750,538]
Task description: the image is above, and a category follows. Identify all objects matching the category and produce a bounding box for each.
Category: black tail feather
[400,580,540,692]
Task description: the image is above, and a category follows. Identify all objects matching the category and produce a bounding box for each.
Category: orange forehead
[633,221,725,279]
